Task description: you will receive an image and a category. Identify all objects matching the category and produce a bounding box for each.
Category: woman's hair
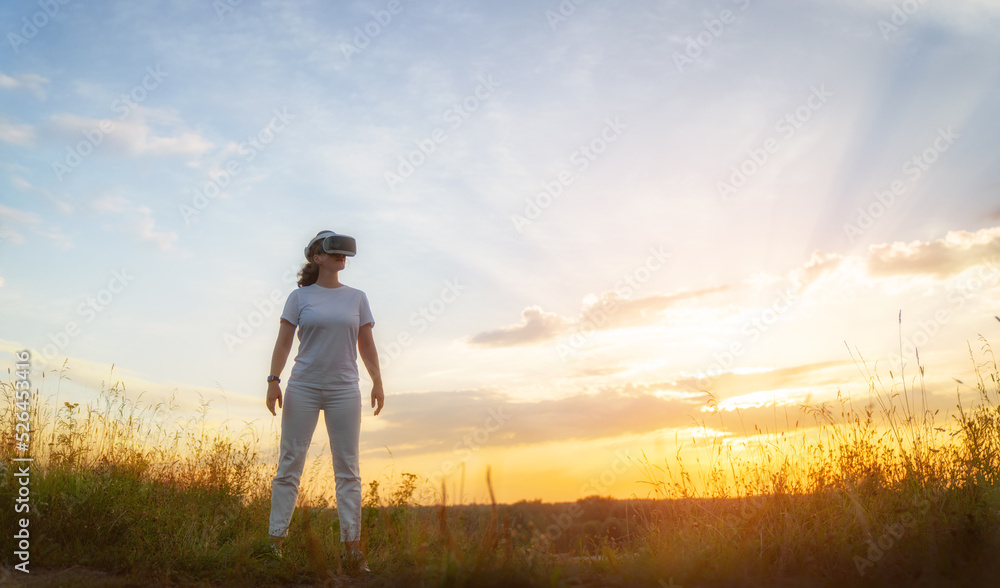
[297,242,322,287]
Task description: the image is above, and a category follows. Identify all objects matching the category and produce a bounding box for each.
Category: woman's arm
[266,319,296,415]
[357,322,384,415]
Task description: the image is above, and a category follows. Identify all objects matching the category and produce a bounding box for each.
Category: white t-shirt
[280,284,375,387]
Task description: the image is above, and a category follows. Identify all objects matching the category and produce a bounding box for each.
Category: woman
[265,230,384,572]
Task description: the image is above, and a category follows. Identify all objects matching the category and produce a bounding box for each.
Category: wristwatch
[267,375,281,383]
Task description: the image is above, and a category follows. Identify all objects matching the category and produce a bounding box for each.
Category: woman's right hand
[266,382,283,416]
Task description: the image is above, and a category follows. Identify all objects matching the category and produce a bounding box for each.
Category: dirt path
[1,565,374,587]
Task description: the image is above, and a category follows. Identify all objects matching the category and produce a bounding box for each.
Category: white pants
[268,379,362,542]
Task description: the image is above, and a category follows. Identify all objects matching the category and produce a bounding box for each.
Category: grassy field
[3,339,1000,587]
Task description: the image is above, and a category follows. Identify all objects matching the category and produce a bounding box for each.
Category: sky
[2,0,1000,504]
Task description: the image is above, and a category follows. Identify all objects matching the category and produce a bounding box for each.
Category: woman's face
[314,251,347,270]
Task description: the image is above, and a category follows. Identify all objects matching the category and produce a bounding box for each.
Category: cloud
[671,360,851,398]
[0,204,71,248]
[468,286,729,348]
[0,203,40,226]
[92,195,177,251]
[790,251,844,287]
[92,194,131,214]
[364,386,707,457]
[10,175,73,213]
[467,306,571,347]
[867,226,1000,278]
[29,225,73,250]
[0,117,35,145]
[131,205,178,251]
[0,72,48,99]
[49,107,213,157]
[365,360,852,457]
[0,227,25,244]
[578,287,731,331]
[0,204,38,244]
[468,227,997,356]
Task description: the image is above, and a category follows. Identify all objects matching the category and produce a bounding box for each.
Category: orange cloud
[467,306,570,347]
[468,287,729,348]
[867,226,1000,278]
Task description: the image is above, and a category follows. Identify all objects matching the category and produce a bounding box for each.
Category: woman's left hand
[371,381,384,416]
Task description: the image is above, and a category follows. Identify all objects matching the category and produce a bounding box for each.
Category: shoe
[341,550,371,574]
[269,542,284,560]
[255,539,283,563]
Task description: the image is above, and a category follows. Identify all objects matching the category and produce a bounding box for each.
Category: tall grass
[626,337,1000,586]
[3,338,1000,586]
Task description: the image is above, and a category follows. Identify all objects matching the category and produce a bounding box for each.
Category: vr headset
[305,231,356,259]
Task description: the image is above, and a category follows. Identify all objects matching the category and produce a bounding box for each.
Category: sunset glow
[2,0,999,506]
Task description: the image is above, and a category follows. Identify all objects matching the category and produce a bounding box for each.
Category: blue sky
[2,0,1000,502]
